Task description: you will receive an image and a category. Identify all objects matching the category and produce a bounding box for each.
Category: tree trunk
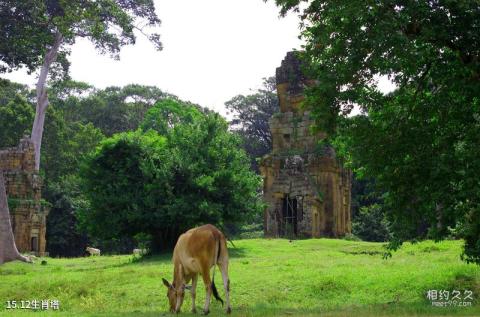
[0,172,31,264]
[0,32,62,265]
[31,32,63,171]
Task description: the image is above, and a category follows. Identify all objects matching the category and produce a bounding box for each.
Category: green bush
[80,104,262,251]
[352,204,390,242]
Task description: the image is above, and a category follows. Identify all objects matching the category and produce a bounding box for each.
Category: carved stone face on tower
[284,155,304,175]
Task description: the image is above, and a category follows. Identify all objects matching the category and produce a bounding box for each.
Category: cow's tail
[211,238,224,306]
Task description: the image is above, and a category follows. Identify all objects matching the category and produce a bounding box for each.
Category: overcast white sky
[3,0,304,116]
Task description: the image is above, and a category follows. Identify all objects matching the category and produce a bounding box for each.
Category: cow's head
[162,278,185,313]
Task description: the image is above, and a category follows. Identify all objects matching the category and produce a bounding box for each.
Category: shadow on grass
[66,247,247,273]
[126,243,248,260]
[64,253,172,272]
[228,245,247,258]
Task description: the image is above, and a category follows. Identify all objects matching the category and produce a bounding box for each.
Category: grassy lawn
[1,238,480,316]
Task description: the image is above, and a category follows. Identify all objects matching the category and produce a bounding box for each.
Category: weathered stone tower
[0,138,49,255]
[260,52,352,238]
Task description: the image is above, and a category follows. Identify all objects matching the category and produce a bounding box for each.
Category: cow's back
[173,225,223,275]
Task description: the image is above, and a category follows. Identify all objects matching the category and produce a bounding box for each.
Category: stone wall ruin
[260,52,352,238]
[0,137,49,256]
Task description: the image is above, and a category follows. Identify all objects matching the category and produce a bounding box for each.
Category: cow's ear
[185,285,192,291]
[162,278,171,288]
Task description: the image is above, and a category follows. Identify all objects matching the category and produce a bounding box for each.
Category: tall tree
[1,0,162,170]
[272,1,480,262]
[225,77,279,172]
[0,0,162,264]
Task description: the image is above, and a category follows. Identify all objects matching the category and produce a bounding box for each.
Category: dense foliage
[1,78,228,255]
[80,101,262,251]
[0,94,34,148]
[0,80,107,255]
[45,176,89,257]
[0,0,163,260]
[352,204,390,243]
[0,79,203,255]
[225,77,279,172]
[350,177,390,242]
[273,0,480,262]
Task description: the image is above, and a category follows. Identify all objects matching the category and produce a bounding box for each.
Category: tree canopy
[140,98,204,135]
[0,79,197,255]
[54,82,172,136]
[225,77,279,172]
[0,0,162,74]
[272,0,480,262]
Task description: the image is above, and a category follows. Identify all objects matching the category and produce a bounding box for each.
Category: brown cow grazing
[162,224,231,314]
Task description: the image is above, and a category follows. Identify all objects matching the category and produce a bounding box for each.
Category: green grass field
[1,238,480,316]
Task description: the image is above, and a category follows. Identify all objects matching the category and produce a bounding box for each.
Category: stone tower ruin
[0,138,49,256]
[260,51,352,238]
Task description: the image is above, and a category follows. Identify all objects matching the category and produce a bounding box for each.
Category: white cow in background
[86,247,101,256]
[133,248,147,256]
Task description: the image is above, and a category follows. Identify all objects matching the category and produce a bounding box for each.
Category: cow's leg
[219,261,231,314]
[201,265,212,315]
[191,273,198,313]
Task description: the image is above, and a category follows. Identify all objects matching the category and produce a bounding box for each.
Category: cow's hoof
[203,309,210,315]
[226,307,232,314]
